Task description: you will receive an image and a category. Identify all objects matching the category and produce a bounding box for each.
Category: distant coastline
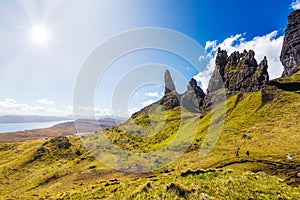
[0,115,72,124]
[0,120,72,134]
[0,117,124,142]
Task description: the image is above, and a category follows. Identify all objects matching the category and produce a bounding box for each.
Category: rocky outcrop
[181,78,205,112]
[159,91,180,110]
[207,48,269,94]
[164,70,176,94]
[131,70,206,114]
[48,136,72,149]
[207,48,227,92]
[160,70,206,112]
[159,70,180,110]
[281,9,300,77]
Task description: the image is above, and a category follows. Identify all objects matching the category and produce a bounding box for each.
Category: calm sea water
[0,120,72,134]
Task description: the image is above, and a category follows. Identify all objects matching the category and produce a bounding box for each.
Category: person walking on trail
[246,150,250,158]
[235,148,240,158]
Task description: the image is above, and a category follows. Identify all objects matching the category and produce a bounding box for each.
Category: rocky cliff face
[181,78,205,113]
[207,48,228,92]
[131,10,299,119]
[281,9,300,77]
[207,48,269,94]
[133,48,270,117]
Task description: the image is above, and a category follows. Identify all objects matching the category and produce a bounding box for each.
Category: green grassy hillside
[0,87,299,199]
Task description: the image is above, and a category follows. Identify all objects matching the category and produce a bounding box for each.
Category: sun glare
[30,25,49,45]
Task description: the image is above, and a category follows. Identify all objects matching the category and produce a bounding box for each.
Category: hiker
[242,134,247,140]
[235,148,240,158]
[286,153,293,161]
[246,150,250,158]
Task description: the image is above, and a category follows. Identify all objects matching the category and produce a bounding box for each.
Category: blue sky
[0,0,298,117]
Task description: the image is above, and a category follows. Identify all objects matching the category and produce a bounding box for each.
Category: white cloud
[291,0,300,10]
[73,105,136,118]
[142,99,156,107]
[95,107,112,116]
[194,31,284,91]
[199,55,206,61]
[144,92,160,98]
[112,108,139,117]
[128,107,139,115]
[0,98,63,116]
[205,40,217,51]
[193,58,216,91]
[68,105,73,110]
[73,105,109,118]
[37,98,54,105]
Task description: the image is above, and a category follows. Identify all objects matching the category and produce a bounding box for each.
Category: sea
[0,120,72,134]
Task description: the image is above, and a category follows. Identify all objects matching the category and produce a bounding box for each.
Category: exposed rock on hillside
[160,70,206,112]
[207,48,227,93]
[181,78,205,112]
[164,70,176,94]
[159,91,180,110]
[207,48,269,94]
[160,70,180,110]
[131,70,206,118]
[48,136,72,149]
[281,9,300,77]
[269,69,300,91]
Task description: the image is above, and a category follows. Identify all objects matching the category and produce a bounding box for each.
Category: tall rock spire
[207,47,228,93]
[164,69,176,95]
[159,70,179,110]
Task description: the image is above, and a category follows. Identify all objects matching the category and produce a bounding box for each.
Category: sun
[30,25,50,45]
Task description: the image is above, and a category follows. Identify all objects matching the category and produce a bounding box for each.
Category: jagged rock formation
[207,48,228,92]
[132,47,272,117]
[181,78,205,112]
[164,70,176,94]
[160,70,206,112]
[281,9,300,77]
[159,70,180,110]
[131,70,206,118]
[130,10,300,119]
[207,48,269,94]
[132,49,271,117]
[159,92,180,110]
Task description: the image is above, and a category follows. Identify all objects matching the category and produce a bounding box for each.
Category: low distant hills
[0,115,72,123]
[0,117,125,142]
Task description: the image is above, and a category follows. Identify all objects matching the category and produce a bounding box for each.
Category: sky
[0,0,298,118]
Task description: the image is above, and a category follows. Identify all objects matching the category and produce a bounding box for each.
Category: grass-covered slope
[0,88,299,199]
[270,67,300,92]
